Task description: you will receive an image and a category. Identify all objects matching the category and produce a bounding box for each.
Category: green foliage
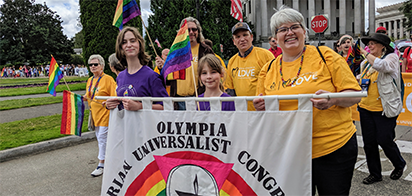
[0,76,88,86]
[145,0,244,60]
[0,110,90,150]
[79,0,142,78]
[0,0,73,65]
[0,96,63,111]
[0,82,87,97]
[72,30,84,49]
[71,54,85,65]
[399,0,412,32]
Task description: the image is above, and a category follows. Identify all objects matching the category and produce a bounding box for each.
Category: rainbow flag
[160,19,192,81]
[1,68,4,77]
[46,56,64,96]
[345,39,362,76]
[61,90,85,136]
[113,0,141,30]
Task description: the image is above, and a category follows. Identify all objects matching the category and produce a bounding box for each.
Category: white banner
[101,97,313,196]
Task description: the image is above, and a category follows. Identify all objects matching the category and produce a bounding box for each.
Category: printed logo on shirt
[231,66,255,79]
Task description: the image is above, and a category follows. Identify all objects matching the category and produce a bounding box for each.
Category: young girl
[197,54,235,111]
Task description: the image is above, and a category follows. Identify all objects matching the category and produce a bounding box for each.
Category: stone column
[293,0,299,11]
[261,0,269,38]
[308,0,315,33]
[369,0,375,35]
[393,20,398,39]
[400,19,404,39]
[388,21,392,38]
[339,0,346,34]
[354,0,361,37]
[277,0,283,9]
[324,0,331,35]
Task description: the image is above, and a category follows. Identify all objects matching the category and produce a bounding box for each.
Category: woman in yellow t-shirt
[252,6,361,195]
[85,54,117,177]
[358,33,406,184]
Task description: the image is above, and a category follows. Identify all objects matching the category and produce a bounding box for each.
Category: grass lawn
[0,83,86,97]
[0,96,65,110]
[0,76,88,86]
[0,110,90,150]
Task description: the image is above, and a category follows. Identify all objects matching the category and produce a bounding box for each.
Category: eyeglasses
[88,63,99,67]
[271,40,276,43]
[276,24,302,34]
[188,28,198,32]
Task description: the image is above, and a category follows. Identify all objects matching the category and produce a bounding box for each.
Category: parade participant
[170,17,214,110]
[338,35,353,59]
[108,53,125,76]
[358,33,406,184]
[85,54,117,177]
[225,22,274,111]
[197,54,235,111]
[105,26,168,111]
[253,6,361,195]
[268,36,282,58]
[402,46,412,72]
[154,48,170,71]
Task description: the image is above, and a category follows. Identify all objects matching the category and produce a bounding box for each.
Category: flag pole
[140,15,159,57]
[62,77,71,92]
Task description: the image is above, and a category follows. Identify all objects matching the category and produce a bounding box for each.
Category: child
[197,54,235,111]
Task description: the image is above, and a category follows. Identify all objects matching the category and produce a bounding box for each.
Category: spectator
[402,46,412,72]
[108,53,126,76]
[268,36,282,58]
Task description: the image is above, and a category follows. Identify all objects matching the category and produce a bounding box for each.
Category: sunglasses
[188,28,198,32]
[88,63,99,67]
[271,40,276,43]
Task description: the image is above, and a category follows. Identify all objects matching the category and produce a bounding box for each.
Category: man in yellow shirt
[171,16,214,110]
[225,22,274,110]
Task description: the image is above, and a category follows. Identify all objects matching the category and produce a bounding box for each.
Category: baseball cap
[232,22,252,34]
[375,26,387,33]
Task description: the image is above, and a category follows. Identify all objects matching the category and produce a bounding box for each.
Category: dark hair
[115,26,151,67]
[198,54,225,92]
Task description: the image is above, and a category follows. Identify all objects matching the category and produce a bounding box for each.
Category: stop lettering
[311,15,328,33]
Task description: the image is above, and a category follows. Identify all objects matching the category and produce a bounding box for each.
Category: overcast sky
[0,0,407,39]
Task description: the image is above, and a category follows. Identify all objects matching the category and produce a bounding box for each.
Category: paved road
[0,91,86,124]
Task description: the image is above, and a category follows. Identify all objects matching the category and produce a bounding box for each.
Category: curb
[0,131,96,163]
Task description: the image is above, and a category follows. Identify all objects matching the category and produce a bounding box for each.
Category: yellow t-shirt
[358,64,381,111]
[177,44,200,96]
[224,47,274,110]
[256,45,361,158]
[86,74,117,127]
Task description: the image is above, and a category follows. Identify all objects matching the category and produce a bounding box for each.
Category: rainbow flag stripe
[61,90,85,136]
[160,19,192,81]
[346,39,362,76]
[46,56,64,96]
[113,0,141,30]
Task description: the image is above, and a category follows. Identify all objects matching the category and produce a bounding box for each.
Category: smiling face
[367,41,385,56]
[200,63,223,90]
[232,30,253,54]
[274,22,305,54]
[187,21,199,44]
[122,31,140,59]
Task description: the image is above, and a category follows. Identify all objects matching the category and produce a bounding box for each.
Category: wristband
[365,53,370,58]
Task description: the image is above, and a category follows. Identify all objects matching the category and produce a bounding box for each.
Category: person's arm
[402,58,407,72]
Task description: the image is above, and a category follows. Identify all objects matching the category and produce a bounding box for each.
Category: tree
[399,0,412,33]
[72,30,84,49]
[145,0,250,60]
[79,0,142,77]
[0,0,73,65]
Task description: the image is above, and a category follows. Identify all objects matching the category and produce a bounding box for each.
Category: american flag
[154,38,162,48]
[231,0,243,22]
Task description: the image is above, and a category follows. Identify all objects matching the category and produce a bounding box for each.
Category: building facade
[242,0,373,48]
[375,2,411,40]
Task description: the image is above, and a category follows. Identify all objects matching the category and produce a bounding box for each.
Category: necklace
[279,46,306,87]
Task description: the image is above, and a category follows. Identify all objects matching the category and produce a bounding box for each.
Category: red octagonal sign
[311,15,328,33]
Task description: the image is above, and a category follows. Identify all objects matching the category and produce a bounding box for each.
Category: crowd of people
[0,64,90,78]
[3,4,404,196]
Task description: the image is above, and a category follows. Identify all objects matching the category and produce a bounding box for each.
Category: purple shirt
[116,66,169,105]
[198,92,235,111]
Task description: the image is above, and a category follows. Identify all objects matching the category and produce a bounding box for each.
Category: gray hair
[270,5,307,36]
[88,54,105,69]
[108,53,119,67]
[180,16,205,43]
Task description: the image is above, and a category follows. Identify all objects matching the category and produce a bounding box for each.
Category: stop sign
[311,15,328,33]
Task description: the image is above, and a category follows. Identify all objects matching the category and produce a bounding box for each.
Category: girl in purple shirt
[197,54,235,111]
[105,27,168,111]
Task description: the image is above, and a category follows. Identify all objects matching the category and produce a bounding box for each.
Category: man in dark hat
[224,22,274,111]
[374,26,399,55]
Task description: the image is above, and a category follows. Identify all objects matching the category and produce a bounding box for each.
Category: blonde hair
[198,54,225,92]
[115,26,150,67]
